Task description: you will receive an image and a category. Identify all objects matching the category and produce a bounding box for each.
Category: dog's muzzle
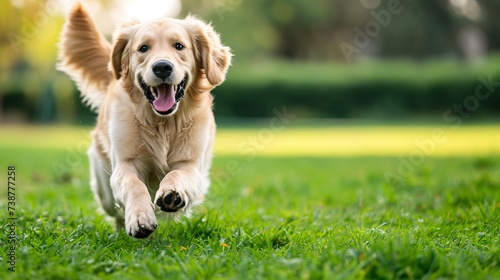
[139,75,188,116]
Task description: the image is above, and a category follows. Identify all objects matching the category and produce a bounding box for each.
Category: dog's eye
[138,45,149,53]
[174,42,184,51]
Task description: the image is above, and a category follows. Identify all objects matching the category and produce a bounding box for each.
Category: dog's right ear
[110,21,139,80]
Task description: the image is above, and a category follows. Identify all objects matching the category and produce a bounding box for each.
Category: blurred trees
[1,0,71,122]
[183,0,500,62]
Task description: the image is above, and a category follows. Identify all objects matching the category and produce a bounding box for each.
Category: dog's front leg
[155,163,205,216]
[110,161,157,238]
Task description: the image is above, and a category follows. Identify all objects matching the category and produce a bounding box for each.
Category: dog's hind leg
[87,144,119,227]
[115,217,125,231]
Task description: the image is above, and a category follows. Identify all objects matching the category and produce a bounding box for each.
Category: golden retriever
[58,3,231,238]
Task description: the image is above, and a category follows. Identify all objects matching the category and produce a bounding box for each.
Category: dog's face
[132,20,192,116]
[111,17,231,116]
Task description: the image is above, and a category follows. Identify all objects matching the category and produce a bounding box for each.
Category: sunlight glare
[360,0,381,9]
[117,0,181,23]
[449,0,482,21]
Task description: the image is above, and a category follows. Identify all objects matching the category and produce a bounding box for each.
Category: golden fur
[58,3,231,238]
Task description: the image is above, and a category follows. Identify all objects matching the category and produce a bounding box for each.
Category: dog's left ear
[184,16,232,87]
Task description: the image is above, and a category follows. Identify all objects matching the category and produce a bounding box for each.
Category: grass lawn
[0,124,499,279]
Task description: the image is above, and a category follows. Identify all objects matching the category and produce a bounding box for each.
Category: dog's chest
[138,123,192,174]
[139,128,171,171]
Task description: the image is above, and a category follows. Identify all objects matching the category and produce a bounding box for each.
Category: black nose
[152,60,173,80]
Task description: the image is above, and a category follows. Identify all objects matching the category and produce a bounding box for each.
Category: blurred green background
[1,0,500,123]
[1,4,499,277]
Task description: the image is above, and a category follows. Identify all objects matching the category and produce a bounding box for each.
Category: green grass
[0,126,499,279]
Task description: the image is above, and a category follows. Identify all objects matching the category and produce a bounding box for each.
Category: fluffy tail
[58,2,112,112]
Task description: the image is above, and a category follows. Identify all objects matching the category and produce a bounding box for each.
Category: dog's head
[111,16,231,116]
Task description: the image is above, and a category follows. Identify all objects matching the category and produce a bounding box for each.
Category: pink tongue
[153,84,175,112]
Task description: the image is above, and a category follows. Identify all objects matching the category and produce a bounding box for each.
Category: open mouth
[139,75,188,115]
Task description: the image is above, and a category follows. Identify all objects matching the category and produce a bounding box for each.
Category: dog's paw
[125,209,158,238]
[156,190,187,212]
